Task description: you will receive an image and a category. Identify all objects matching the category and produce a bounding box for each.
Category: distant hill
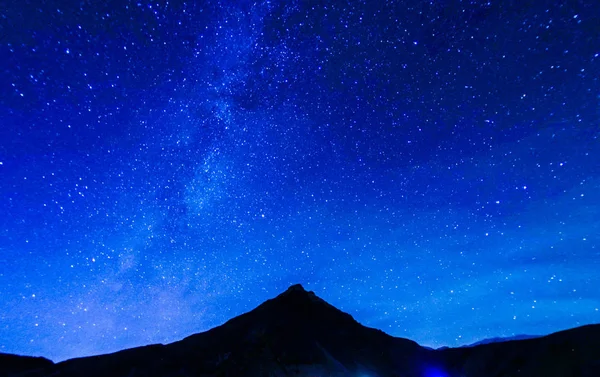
[2,284,599,377]
[462,334,541,347]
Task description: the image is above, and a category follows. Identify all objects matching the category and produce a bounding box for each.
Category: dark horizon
[2,283,594,364]
[1,284,596,363]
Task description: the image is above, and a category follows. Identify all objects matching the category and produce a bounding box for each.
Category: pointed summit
[275,283,310,299]
[262,284,357,327]
[273,283,323,304]
[285,283,306,292]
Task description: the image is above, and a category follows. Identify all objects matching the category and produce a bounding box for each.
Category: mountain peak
[285,283,307,292]
[272,284,328,308]
[287,284,306,292]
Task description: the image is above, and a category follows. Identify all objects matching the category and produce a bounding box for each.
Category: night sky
[1,0,599,363]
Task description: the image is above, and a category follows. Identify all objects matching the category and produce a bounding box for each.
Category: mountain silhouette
[2,284,600,377]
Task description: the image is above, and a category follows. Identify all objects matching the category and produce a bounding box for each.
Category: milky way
[1,0,599,362]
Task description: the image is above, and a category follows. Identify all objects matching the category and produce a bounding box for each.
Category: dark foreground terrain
[2,284,599,377]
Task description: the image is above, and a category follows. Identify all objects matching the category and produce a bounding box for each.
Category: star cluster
[1,0,599,362]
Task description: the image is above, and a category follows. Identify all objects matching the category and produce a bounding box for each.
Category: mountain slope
[166,283,431,376]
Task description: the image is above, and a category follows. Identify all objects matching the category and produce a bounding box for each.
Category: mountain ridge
[461,334,541,347]
[2,284,599,377]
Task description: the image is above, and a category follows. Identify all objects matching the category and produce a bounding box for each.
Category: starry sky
[1,0,599,363]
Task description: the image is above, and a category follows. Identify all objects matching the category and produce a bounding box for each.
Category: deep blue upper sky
[1,0,599,362]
